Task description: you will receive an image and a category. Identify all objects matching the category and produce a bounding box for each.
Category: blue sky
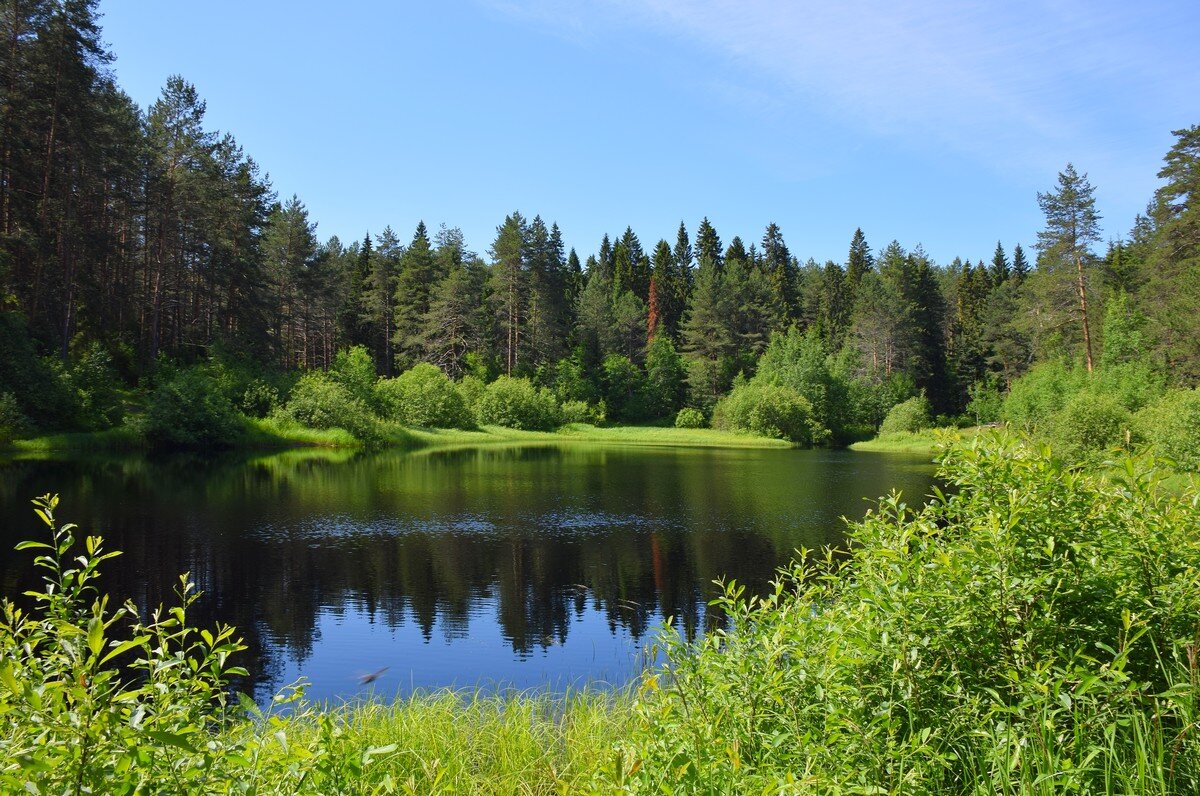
[99,0,1198,265]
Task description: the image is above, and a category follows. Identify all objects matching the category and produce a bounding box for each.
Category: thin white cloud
[480,0,1196,176]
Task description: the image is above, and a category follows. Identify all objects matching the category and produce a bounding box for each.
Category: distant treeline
[1,2,1198,437]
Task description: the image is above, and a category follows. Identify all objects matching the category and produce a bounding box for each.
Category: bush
[1001,360,1088,432]
[879,394,933,435]
[476,376,561,431]
[279,372,381,446]
[145,368,243,449]
[1048,390,1131,459]
[239,380,279,418]
[560,399,605,425]
[375,364,474,429]
[329,345,377,404]
[61,342,126,430]
[456,375,486,416]
[1133,388,1200,470]
[608,437,1200,793]
[712,383,825,445]
[602,354,652,422]
[965,376,1003,425]
[674,407,706,429]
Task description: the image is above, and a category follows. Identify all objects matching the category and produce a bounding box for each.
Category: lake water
[0,444,936,703]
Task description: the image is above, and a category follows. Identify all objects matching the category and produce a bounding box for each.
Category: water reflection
[0,444,936,702]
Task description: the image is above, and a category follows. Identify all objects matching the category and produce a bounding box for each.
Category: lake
[0,444,936,703]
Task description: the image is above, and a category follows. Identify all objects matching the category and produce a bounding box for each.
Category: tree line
[1,1,1198,436]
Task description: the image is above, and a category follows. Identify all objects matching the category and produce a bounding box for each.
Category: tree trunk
[1076,252,1094,372]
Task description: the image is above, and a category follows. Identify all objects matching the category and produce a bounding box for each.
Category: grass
[849,424,984,454]
[9,425,146,454]
[256,690,628,795]
[406,422,792,451]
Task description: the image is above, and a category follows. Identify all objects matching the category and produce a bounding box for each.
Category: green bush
[61,342,126,430]
[279,372,381,446]
[1001,360,1088,432]
[1133,388,1200,470]
[0,391,29,445]
[329,345,377,404]
[144,368,243,449]
[560,399,605,425]
[602,354,652,422]
[375,364,474,429]
[1049,390,1131,459]
[712,383,825,444]
[456,375,486,416]
[607,436,1200,793]
[674,407,706,429]
[476,376,562,430]
[879,394,933,435]
[965,376,1003,425]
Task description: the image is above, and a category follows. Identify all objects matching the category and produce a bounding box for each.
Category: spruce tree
[1011,244,1030,283]
[694,217,723,274]
[846,228,873,290]
[394,220,437,368]
[488,212,526,375]
[761,222,795,324]
[990,241,1010,284]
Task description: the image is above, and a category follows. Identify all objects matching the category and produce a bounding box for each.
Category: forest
[2,1,1198,454]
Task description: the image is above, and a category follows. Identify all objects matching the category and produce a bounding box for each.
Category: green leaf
[87,617,105,656]
[145,730,198,753]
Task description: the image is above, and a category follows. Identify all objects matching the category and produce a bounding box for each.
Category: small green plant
[879,394,933,435]
[279,372,382,446]
[375,363,474,429]
[145,368,243,449]
[712,382,826,444]
[560,399,605,425]
[674,407,706,429]
[475,376,562,430]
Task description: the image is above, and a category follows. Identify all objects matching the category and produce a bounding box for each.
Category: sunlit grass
[849,425,983,454]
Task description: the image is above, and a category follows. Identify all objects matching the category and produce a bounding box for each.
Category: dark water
[0,444,936,703]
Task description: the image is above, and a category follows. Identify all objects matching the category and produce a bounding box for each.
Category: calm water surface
[0,444,936,702]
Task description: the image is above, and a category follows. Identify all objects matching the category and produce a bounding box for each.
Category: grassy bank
[849,425,983,454]
[7,420,790,457]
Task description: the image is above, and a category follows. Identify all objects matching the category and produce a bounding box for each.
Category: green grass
[9,425,146,454]
[247,690,628,795]
[849,425,984,454]
[407,423,792,451]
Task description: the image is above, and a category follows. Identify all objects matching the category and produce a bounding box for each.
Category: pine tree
[673,221,693,290]
[990,241,1010,284]
[393,220,436,368]
[417,257,488,378]
[363,226,401,376]
[1011,244,1030,283]
[488,212,526,375]
[1036,163,1101,371]
[846,228,873,291]
[761,222,795,324]
[694,217,723,274]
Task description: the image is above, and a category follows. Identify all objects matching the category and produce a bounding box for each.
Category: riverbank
[849,425,984,454]
[6,419,791,457]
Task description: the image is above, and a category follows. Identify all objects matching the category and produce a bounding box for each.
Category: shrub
[1133,388,1200,470]
[476,376,561,430]
[965,376,1003,425]
[145,368,243,449]
[674,407,706,429]
[62,342,126,430]
[0,495,342,793]
[280,372,381,446]
[560,399,605,425]
[456,375,487,416]
[879,394,933,435]
[239,379,279,418]
[602,354,651,422]
[644,336,686,418]
[375,364,474,429]
[0,391,29,445]
[1001,360,1088,432]
[608,437,1200,793]
[1048,390,1131,459]
[329,345,377,404]
[712,383,825,445]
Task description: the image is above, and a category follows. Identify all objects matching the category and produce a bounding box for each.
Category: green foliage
[374,364,474,429]
[456,374,487,416]
[1001,360,1089,432]
[475,376,562,431]
[0,392,29,446]
[329,345,377,405]
[965,375,1004,425]
[602,355,651,422]
[607,437,1200,793]
[674,407,706,429]
[712,382,826,444]
[1133,388,1200,470]
[560,399,606,425]
[879,394,933,435]
[1048,391,1131,458]
[643,335,686,418]
[754,326,845,437]
[279,372,381,446]
[59,342,126,431]
[145,368,243,450]
[0,312,75,430]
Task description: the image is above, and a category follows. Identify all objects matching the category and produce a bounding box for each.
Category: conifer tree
[394,220,437,368]
[363,226,402,376]
[846,228,873,291]
[1011,244,1030,283]
[489,212,526,375]
[761,222,795,324]
[694,217,723,274]
[1036,163,1101,371]
[673,221,694,289]
[990,241,1010,284]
